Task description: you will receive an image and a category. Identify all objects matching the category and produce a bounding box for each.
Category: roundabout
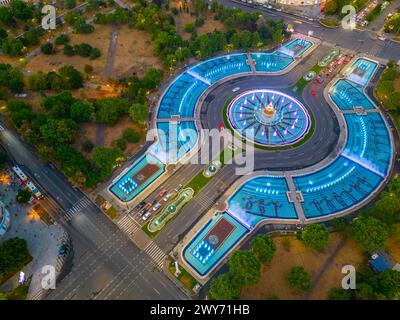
[107,37,394,281]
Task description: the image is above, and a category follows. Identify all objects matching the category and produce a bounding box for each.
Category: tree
[89,47,101,60]
[356,282,376,300]
[287,266,311,292]
[129,103,148,126]
[328,287,352,300]
[385,92,400,112]
[2,38,24,56]
[250,235,276,264]
[55,34,70,45]
[95,98,129,125]
[377,269,400,299]
[84,64,94,74]
[325,0,338,15]
[122,128,140,143]
[209,273,240,300]
[71,100,94,122]
[113,138,126,151]
[75,43,93,57]
[351,216,388,252]
[6,100,33,127]
[331,217,350,232]
[22,27,39,46]
[91,146,124,178]
[228,250,260,286]
[63,44,76,56]
[57,65,84,90]
[28,72,49,91]
[0,63,24,93]
[40,119,78,146]
[82,139,94,152]
[65,0,76,9]
[0,237,31,276]
[15,189,31,203]
[302,224,329,250]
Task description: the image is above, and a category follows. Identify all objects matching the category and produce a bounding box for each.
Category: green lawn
[168,260,198,293]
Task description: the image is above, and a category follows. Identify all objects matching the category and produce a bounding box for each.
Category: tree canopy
[287,266,311,292]
[351,216,388,252]
[228,250,261,286]
[302,224,329,250]
[250,235,276,264]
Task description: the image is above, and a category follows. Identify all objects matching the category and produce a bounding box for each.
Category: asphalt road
[0,123,188,300]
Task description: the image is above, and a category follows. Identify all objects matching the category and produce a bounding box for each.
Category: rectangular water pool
[183,212,249,276]
[109,154,165,202]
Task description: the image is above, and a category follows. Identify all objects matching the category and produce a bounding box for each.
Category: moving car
[174,184,183,192]
[232,87,240,92]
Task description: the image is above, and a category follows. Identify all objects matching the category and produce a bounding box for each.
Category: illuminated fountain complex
[227,89,311,146]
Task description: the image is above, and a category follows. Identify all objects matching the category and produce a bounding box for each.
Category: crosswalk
[116,214,140,236]
[29,290,44,300]
[144,242,167,269]
[64,197,92,221]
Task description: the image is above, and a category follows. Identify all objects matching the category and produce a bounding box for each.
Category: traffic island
[144,188,194,237]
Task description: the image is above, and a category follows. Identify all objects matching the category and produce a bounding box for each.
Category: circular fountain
[227,89,311,147]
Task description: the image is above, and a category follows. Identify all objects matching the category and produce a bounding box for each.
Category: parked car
[135,201,146,210]
[142,211,152,221]
[139,207,149,216]
[163,193,173,202]
[152,202,162,212]
[174,184,183,192]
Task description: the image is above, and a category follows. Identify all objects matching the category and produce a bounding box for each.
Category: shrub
[287,266,311,292]
[55,34,70,45]
[40,42,54,55]
[82,139,94,152]
[122,128,140,143]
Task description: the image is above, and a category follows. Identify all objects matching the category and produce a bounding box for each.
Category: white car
[267,5,272,9]
[232,87,240,92]
[152,202,162,212]
[276,8,282,12]
[142,212,152,221]
[163,193,173,202]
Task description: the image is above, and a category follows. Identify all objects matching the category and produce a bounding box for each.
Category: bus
[12,166,28,182]
[25,181,44,200]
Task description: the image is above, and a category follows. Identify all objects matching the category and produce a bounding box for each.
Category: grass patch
[168,260,198,292]
[319,18,340,28]
[0,255,33,286]
[6,283,30,300]
[186,170,212,194]
[105,206,119,220]
[142,221,159,238]
[95,194,106,206]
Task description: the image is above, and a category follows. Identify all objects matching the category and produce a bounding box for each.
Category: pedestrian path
[143,242,167,269]
[116,214,140,236]
[64,197,92,221]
